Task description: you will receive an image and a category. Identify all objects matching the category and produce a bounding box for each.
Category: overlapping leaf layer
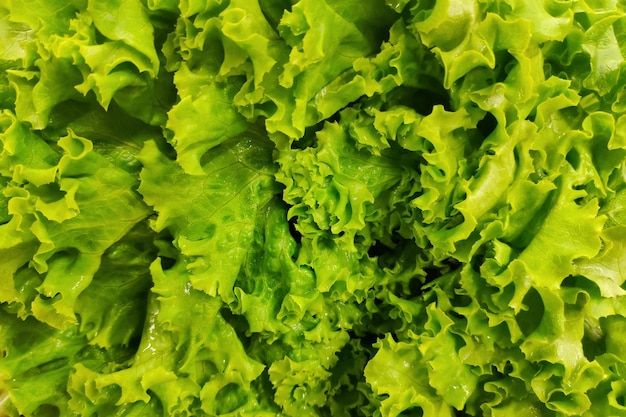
[1,0,626,416]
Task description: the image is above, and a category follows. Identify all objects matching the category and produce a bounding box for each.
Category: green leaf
[515,173,604,290]
[365,334,455,417]
[138,136,279,304]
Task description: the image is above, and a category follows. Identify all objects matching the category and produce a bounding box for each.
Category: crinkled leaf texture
[1,1,626,417]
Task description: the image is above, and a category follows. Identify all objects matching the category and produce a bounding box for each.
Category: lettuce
[1,0,626,416]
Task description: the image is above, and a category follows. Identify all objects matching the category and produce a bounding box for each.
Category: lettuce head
[1,0,626,416]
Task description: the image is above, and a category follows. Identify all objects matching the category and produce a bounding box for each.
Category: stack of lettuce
[1,0,626,416]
